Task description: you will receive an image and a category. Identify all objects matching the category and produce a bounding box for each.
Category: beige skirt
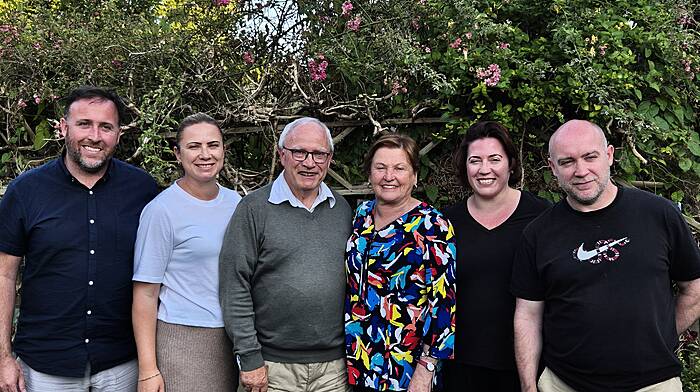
[156,320,238,392]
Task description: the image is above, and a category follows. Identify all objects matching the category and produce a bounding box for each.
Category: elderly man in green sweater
[220,117,353,392]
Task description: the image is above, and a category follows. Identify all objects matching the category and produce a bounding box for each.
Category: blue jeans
[18,357,137,392]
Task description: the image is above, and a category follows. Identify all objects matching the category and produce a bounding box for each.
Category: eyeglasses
[282,147,331,164]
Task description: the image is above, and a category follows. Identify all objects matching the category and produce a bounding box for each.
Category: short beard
[559,174,609,206]
[64,130,113,174]
[66,146,107,173]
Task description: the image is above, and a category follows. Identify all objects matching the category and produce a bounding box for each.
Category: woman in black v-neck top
[442,122,550,392]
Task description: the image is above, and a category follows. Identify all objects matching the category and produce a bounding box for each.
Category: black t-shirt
[511,186,700,391]
[445,191,550,369]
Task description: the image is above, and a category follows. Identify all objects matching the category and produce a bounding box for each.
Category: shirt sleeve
[0,182,27,256]
[510,228,545,301]
[665,203,700,282]
[132,199,173,283]
[219,200,264,371]
[422,212,457,360]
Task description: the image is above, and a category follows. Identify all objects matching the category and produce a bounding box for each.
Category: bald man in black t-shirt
[511,120,700,392]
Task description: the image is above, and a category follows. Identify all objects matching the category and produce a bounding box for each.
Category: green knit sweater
[219,183,353,371]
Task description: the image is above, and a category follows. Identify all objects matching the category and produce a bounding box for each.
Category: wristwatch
[416,357,436,372]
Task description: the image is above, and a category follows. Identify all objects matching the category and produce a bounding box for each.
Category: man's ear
[59,118,68,138]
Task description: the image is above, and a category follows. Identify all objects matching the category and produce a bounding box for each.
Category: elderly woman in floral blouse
[345,133,457,392]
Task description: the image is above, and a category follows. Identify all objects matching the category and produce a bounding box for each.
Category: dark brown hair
[363,133,419,175]
[63,86,129,125]
[452,121,522,187]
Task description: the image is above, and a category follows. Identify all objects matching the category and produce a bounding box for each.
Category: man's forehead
[550,123,605,155]
[66,97,117,116]
[286,123,329,148]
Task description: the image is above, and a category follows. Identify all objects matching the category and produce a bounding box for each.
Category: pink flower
[475,63,501,87]
[682,59,692,73]
[308,58,328,81]
[678,14,692,26]
[598,44,608,56]
[465,32,473,39]
[33,95,41,104]
[215,0,230,5]
[346,16,361,31]
[17,99,27,109]
[341,1,353,17]
[449,37,462,49]
[424,46,431,53]
[243,51,254,64]
[111,59,123,68]
[32,42,41,49]
[411,18,421,30]
[497,42,509,50]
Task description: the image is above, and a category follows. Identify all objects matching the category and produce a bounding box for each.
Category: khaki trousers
[538,367,683,392]
[238,358,350,392]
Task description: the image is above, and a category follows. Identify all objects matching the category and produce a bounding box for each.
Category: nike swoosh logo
[575,237,629,261]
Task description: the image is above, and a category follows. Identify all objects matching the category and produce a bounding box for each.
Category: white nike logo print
[575,237,629,261]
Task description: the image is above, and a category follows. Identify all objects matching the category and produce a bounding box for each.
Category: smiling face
[175,122,224,184]
[466,137,512,199]
[548,120,615,211]
[60,98,120,177]
[369,147,417,206]
[279,122,332,200]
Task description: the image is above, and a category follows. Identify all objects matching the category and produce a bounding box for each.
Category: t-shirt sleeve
[510,228,545,300]
[0,182,27,256]
[665,204,700,282]
[132,199,173,283]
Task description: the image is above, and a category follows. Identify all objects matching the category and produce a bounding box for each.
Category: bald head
[547,119,616,211]
[549,120,608,158]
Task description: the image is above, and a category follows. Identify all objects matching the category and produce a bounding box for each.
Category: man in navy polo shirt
[0,86,158,391]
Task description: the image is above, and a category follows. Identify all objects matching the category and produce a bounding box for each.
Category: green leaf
[32,120,51,150]
[655,97,667,111]
[679,157,693,172]
[689,141,700,157]
[638,101,651,114]
[0,153,10,164]
[673,107,684,124]
[634,89,642,100]
[425,185,439,202]
[644,48,651,58]
[543,170,552,184]
[654,116,669,131]
[671,190,684,203]
[693,162,700,177]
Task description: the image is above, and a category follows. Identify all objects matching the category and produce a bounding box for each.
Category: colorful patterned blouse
[345,200,457,391]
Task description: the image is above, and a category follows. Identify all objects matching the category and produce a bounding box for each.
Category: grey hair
[278,117,334,152]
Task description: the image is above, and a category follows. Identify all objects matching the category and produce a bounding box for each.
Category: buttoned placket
[85,185,97,347]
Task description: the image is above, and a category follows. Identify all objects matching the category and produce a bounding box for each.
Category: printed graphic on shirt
[572,237,630,264]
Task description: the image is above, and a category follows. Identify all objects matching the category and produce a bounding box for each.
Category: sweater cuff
[238,350,265,372]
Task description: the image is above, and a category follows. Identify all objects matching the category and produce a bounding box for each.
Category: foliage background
[1,0,700,384]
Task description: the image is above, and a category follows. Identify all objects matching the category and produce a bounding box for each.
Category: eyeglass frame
[281,147,332,164]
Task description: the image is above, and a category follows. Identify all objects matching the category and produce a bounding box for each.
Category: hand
[240,365,268,392]
[407,362,432,392]
[137,372,164,392]
[0,355,24,392]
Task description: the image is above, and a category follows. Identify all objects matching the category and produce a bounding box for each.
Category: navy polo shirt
[0,156,158,377]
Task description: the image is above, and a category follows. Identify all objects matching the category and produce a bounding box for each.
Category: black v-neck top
[444,191,550,369]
